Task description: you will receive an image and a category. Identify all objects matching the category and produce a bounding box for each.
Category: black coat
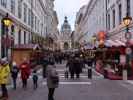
[11,66,19,79]
[66,60,74,73]
[73,58,82,73]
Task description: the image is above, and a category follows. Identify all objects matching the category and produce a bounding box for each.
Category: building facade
[0,0,58,58]
[107,0,133,42]
[74,0,106,45]
[59,17,72,50]
[74,0,133,47]
[74,5,87,45]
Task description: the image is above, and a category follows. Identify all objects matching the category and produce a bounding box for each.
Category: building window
[118,4,122,24]
[29,33,31,43]
[18,0,22,19]
[1,0,7,7]
[127,0,131,16]
[35,16,37,30]
[108,0,110,4]
[31,11,34,27]
[108,14,110,30]
[24,31,26,44]
[113,9,115,28]
[11,0,15,14]
[23,3,27,23]
[18,30,21,44]
[11,25,15,36]
[28,9,31,26]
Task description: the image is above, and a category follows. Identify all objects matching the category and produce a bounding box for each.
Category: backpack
[33,75,38,81]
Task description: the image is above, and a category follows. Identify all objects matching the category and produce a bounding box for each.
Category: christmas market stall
[11,44,42,67]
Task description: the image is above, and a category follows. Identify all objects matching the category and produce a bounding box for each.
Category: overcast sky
[54,0,90,30]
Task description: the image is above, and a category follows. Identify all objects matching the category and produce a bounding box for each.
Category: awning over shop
[13,44,41,50]
[84,44,94,49]
[105,40,125,47]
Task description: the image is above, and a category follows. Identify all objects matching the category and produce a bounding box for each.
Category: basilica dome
[61,16,71,33]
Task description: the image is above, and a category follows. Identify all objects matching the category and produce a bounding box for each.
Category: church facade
[59,17,72,50]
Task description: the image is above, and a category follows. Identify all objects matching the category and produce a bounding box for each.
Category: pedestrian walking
[73,57,82,78]
[20,59,31,89]
[66,57,74,79]
[32,70,38,90]
[42,57,49,78]
[0,58,10,100]
[11,61,19,90]
[46,61,59,100]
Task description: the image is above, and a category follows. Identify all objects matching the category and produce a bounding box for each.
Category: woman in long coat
[46,61,59,100]
[20,60,31,89]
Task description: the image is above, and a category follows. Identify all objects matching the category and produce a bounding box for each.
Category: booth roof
[13,44,41,50]
[105,40,125,47]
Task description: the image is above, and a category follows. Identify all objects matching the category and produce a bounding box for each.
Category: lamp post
[123,7,132,80]
[91,35,96,48]
[2,13,12,58]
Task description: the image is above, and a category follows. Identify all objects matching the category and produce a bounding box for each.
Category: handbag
[51,75,59,84]
[51,69,59,84]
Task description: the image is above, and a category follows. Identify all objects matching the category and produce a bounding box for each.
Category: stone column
[109,9,113,30]
[115,3,119,26]
[122,0,127,18]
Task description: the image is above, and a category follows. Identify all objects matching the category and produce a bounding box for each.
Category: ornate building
[60,17,72,50]
[0,0,59,58]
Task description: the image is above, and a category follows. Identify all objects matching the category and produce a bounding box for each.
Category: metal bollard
[104,69,108,78]
[88,67,92,79]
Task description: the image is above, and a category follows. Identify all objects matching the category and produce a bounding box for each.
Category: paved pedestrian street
[4,63,133,100]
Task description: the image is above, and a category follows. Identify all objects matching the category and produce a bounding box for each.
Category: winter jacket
[0,64,10,84]
[11,66,19,79]
[20,62,31,80]
[46,65,59,88]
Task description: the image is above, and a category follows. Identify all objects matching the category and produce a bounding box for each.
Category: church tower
[60,17,72,50]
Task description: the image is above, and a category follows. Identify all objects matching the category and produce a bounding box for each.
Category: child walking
[32,70,38,90]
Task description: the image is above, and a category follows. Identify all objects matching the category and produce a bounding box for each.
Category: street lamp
[2,13,12,58]
[123,12,132,80]
[3,13,12,27]
[91,35,96,48]
[123,16,132,27]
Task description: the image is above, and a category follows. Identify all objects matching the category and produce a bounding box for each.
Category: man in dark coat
[73,57,82,78]
[66,58,74,79]
[42,57,49,78]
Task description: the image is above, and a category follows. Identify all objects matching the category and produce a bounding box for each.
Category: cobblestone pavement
[1,63,133,100]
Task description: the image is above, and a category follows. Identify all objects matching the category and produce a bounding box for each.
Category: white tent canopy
[105,40,125,47]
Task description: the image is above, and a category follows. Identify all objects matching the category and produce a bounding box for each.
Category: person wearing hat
[0,57,10,100]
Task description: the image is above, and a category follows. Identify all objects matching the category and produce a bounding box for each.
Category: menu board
[84,50,95,59]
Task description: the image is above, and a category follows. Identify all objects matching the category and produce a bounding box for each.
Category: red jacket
[20,62,31,79]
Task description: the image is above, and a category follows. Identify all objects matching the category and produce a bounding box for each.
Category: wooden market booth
[11,44,42,66]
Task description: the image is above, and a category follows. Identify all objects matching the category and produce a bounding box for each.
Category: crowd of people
[0,52,94,100]
[0,55,60,100]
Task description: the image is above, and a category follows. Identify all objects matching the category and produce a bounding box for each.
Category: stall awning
[13,44,41,50]
[105,40,125,47]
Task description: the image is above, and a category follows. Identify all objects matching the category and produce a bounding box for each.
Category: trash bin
[88,67,92,79]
